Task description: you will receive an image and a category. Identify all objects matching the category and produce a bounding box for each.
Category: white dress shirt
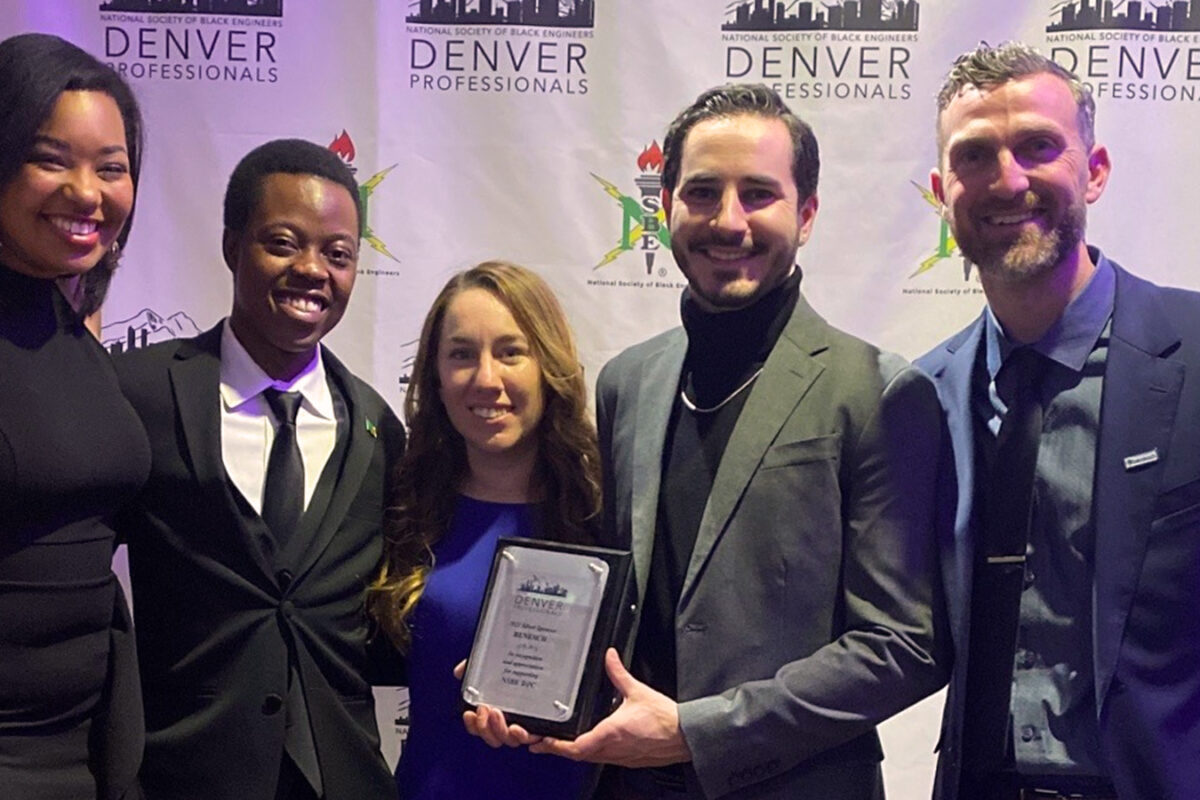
[219,320,337,514]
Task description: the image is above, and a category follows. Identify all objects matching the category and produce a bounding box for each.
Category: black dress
[0,264,151,800]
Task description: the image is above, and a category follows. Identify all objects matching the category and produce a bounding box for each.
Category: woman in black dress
[0,33,151,800]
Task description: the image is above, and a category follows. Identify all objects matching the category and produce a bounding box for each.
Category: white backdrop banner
[5,1,1196,795]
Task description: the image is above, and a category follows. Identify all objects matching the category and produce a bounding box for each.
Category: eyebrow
[444,333,527,344]
[258,222,358,243]
[32,134,128,156]
[681,172,783,188]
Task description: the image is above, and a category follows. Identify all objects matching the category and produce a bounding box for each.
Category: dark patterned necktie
[261,389,304,548]
[962,347,1049,774]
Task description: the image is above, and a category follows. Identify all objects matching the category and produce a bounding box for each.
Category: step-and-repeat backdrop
[6,1,1197,795]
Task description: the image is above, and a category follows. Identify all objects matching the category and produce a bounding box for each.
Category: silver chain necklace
[679,367,765,414]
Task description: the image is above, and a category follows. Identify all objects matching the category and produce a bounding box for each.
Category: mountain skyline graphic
[101,308,202,355]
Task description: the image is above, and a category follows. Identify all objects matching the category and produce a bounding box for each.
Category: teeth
[50,217,98,235]
[472,407,507,419]
[702,248,751,261]
[987,212,1037,225]
[279,295,322,312]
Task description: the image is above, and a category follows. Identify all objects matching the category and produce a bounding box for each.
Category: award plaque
[461,537,635,739]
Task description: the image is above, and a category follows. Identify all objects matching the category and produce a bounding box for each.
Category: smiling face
[932,72,1110,284]
[667,114,817,312]
[436,287,546,477]
[224,172,359,381]
[0,90,133,280]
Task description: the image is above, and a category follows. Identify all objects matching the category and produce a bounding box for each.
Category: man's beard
[964,195,1086,285]
[675,240,800,312]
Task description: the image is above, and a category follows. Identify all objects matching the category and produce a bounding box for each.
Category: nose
[992,150,1031,197]
[473,354,503,390]
[711,187,749,235]
[290,247,329,281]
[62,167,101,209]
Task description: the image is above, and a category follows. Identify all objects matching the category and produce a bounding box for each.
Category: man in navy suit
[918,42,1200,800]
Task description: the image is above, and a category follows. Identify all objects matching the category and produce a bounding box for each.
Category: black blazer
[114,324,405,800]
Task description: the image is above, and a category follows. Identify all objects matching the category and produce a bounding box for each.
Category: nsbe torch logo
[591,142,671,275]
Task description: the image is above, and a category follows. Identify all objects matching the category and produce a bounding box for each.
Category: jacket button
[262,694,284,715]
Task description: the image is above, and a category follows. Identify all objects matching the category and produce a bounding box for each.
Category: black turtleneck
[632,269,802,701]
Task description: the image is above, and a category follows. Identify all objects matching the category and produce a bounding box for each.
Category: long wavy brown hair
[368,261,601,651]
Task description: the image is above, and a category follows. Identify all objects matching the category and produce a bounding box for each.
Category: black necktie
[961,347,1049,775]
[261,390,324,795]
[261,389,304,549]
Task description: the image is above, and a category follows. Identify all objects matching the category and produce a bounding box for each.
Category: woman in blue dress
[370,260,602,800]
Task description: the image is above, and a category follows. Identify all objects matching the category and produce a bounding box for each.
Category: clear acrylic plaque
[462,543,609,721]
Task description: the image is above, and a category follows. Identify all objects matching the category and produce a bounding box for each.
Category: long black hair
[0,33,145,314]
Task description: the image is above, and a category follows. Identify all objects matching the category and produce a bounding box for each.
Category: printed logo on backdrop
[101,308,202,355]
[904,182,983,297]
[406,0,592,95]
[587,142,687,294]
[1045,0,1200,102]
[396,340,420,388]
[722,0,920,102]
[326,130,402,276]
[98,0,283,84]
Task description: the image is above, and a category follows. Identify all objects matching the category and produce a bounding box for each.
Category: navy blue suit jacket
[917,260,1200,800]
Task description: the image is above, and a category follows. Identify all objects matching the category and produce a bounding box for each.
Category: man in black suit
[115,139,405,800]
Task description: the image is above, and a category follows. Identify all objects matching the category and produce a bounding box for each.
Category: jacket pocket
[759,434,839,470]
[1151,476,1200,531]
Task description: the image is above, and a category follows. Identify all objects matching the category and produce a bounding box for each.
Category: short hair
[369,261,602,650]
[0,33,145,315]
[223,138,362,236]
[936,41,1096,150]
[661,82,820,201]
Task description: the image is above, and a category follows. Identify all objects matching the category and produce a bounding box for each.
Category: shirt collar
[984,249,1115,380]
[218,318,334,419]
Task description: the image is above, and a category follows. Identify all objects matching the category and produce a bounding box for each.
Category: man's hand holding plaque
[464,648,693,768]
[459,538,635,740]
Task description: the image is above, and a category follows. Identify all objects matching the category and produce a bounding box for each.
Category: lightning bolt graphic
[590,173,669,270]
[910,180,959,277]
[360,165,400,263]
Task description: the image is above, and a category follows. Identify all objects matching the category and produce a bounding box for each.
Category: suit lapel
[170,326,225,487]
[291,348,375,579]
[1092,267,1184,710]
[169,325,277,585]
[928,316,985,642]
[630,333,686,602]
[679,296,826,606]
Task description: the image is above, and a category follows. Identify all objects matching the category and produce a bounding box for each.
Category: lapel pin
[1123,448,1159,471]
[365,419,378,438]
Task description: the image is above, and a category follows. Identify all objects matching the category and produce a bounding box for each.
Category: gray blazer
[596,292,948,800]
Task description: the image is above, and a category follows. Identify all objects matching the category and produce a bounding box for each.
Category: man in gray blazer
[522,84,947,799]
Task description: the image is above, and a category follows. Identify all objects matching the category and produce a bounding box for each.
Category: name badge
[1123,449,1159,471]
